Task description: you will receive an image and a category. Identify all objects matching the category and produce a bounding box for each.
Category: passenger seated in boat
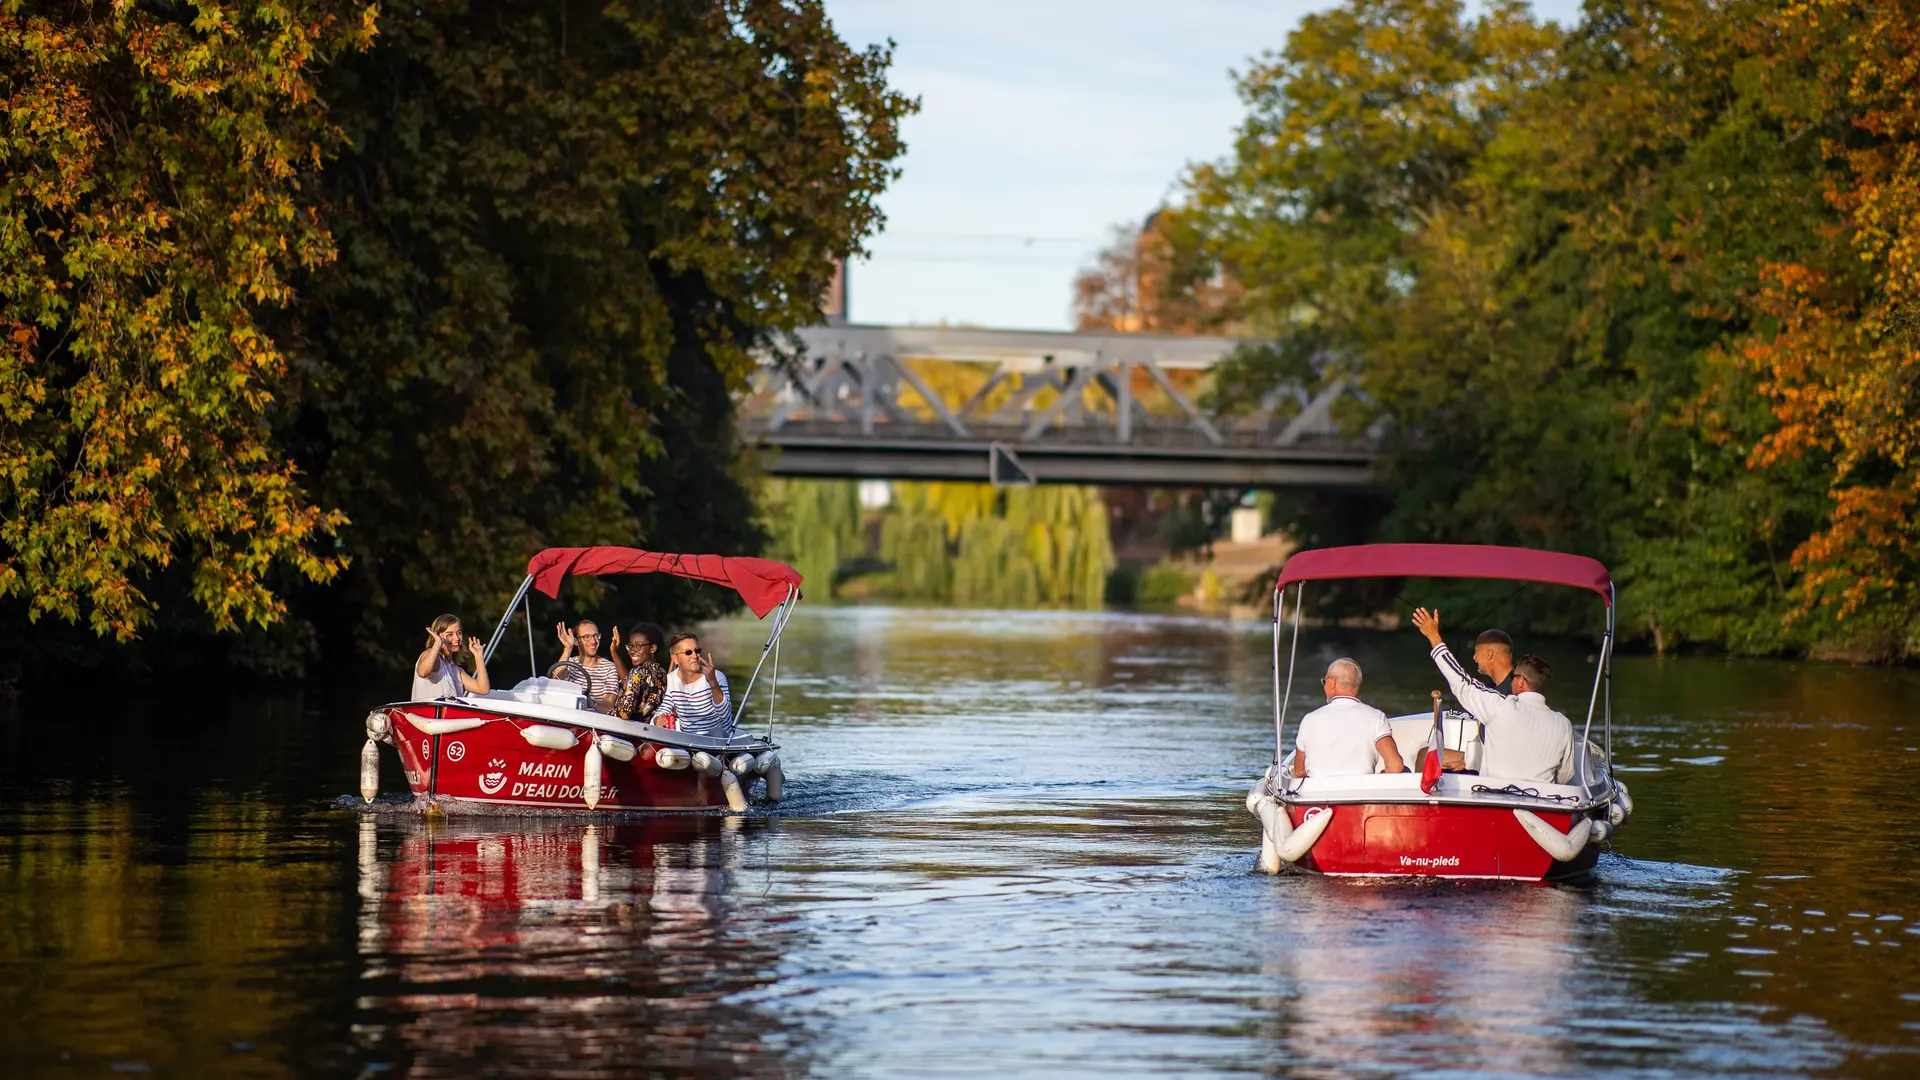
[1412,608,1573,782]
[662,631,733,737]
[1473,628,1516,695]
[1289,659,1408,778]
[554,619,623,712]
[412,614,491,699]
[614,622,669,724]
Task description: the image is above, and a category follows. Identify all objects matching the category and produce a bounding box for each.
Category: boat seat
[1386,714,1485,773]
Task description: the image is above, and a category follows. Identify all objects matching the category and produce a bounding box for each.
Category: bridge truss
[742,325,1376,489]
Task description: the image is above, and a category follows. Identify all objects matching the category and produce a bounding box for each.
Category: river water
[3,605,1919,1077]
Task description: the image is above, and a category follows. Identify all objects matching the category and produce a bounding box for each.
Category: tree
[0,1,374,642]
[278,0,912,663]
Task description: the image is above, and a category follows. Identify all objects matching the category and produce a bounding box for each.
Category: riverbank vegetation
[761,479,1116,608]
[0,1,911,676]
[1080,0,1920,662]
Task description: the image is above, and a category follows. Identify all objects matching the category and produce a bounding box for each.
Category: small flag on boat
[1421,690,1444,794]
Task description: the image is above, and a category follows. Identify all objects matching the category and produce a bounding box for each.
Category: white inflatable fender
[718,769,750,812]
[1608,801,1626,826]
[1250,794,1291,874]
[1278,805,1334,864]
[360,739,381,805]
[402,713,490,736]
[653,746,691,771]
[728,753,759,776]
[594,734,638,762]
[364,710,391,741]
[1513,809,1594,862]
[763,759,784,803]
[1245,765,1278,816]
[1615,781,1634,818]
[690,751,724,776]
[1589,817,1611,843]
[520,724,578,751]
[582,743,603,810]
[753,750,780,774]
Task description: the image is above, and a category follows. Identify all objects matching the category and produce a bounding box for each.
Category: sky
[824,0,1585,331]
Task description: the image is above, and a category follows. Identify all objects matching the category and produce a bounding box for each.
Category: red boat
[1245,544,1635,882]
[358,546,803,812]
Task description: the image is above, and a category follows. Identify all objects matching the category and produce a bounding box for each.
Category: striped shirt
[662,669,732,737]
[1429,643,1572,782]
[579,656,622,701]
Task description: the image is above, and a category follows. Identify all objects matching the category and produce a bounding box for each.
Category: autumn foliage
[0,1,910,671]
[1116,0,1920,659]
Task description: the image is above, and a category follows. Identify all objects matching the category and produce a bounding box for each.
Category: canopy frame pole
[524,590,536,680]
[1270,586,1284,764]
[1605,584,1616,775]
[1275,583,1304,770]
[766,611,783,741]
[484,575,536,666]
[733,586,799,726]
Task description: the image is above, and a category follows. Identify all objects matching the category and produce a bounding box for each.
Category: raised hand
[1411,607,1443,646]
[466,636,485,660]
[555,621,575,651]
[424,627,439,654]
[610,626,622,652]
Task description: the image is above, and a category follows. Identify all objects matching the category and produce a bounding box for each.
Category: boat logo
[446,740,467,762]
[421,738,431,759]
[478,759,508,794]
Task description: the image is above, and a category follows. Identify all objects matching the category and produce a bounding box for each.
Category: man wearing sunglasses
[660,631,733,737]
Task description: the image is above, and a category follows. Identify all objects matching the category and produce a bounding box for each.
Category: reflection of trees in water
[355,814,803,1078]
[1250,884,1584,1075]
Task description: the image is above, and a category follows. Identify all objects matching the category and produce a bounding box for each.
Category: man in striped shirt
[1412,607,1572,783]
[662,631,733,737]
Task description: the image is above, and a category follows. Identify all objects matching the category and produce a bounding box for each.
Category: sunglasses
[675,648,700,656]
[578,633,601,641]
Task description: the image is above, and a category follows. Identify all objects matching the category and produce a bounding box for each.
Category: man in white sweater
[1411,607,1572,783]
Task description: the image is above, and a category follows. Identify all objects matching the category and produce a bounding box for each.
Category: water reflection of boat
[1254,882,1585,1072]
[1246,545,1636,882]
[353,814,797,1076]
[359,547,802,812]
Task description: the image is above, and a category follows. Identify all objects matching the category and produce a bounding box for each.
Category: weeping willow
[759,478,862,599]
[903,482,1114,608]
[881,513,953,599]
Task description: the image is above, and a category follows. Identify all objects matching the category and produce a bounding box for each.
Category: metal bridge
[741,324,1378,488]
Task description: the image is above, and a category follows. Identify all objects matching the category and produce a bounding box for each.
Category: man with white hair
[1289,658,1409,778]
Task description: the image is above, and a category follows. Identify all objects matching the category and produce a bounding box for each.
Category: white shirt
[1429,643,1573,782]
[1294,696,1393,777]
[411,654,466,700]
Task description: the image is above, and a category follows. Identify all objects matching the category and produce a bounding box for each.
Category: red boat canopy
[526,547,803,618]
[1274,543,1612,605]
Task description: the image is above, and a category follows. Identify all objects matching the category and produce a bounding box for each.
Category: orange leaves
[0,2,370,641]
[1733,0,1920,623]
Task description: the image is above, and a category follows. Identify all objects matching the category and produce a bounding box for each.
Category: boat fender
[728,753,759,776]
[1607,800,1626,826]
[1589,817,1611,843]
[594,734,638,762]
[1513,809,1594,862]
[654,747,691,770]
[718,769,750,812]
[583,743,603,810]
[1277,805,1334,865]
[401,713,490,736]
[1245,765,1278,816]
[365,710,391,741]
[1249,794,1291,874]
[754,750,780,775]
[520,724,577,750]
[691,751,723,776]
[763,759,784,804]
[1615,781,1634,818]
[360,739,381,805]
